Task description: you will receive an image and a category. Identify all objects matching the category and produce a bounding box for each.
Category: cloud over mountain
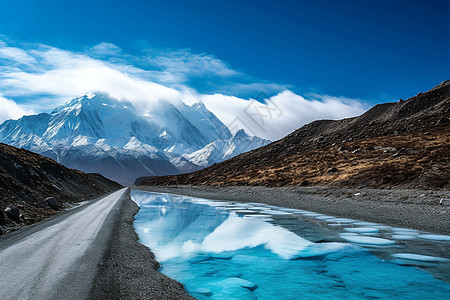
[0,96,30,123]
[0,39,367,140]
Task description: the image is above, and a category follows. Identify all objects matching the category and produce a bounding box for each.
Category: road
[0,188,128,300]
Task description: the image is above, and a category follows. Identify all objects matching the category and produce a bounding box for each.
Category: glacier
[0,92,270,185]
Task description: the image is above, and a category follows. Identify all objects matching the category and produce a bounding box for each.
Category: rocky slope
[142,80,450,189]
[0,143,121,235]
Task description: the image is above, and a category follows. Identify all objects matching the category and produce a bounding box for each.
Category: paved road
[0,188,128,300]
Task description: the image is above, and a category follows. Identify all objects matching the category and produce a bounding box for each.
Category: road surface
[0,188,128,300]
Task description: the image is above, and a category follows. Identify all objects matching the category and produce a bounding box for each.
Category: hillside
[142,80,450,189]
[0,143,121,235]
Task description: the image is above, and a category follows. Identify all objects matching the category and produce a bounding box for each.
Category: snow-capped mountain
[185,129,271,167]
[0,92,270,185]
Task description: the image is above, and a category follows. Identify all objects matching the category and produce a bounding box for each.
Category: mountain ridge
[141,80,450,189]
[0,92,269,185]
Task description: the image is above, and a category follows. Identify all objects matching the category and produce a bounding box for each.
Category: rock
[4,205,20,222]
[24,217,35,224]
[45,197,60,210]
[393,152,401,158]
[439,198,450,206]
[0,210,5,225]
[383,147,397,154]
[52,184,62,191]
[327,167,339,173]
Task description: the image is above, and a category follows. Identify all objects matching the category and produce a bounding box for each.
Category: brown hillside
[142,80,450,189]
[0,143,122,234]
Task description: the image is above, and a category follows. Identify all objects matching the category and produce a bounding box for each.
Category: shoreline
[1,185,448,298]
[90,189,194,299]
[135,185,450,235]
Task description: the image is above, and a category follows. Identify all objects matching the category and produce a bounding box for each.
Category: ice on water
[392,253,449,262]
[131,191,450,299]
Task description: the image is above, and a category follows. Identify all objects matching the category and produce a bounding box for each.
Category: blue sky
[1,0,448,101]
[0,0,448,139]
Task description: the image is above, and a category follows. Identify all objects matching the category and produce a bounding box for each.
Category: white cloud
[145,48,238,82]
[0,40,368,140]
[201,91,367,140]
[0,96,32,124]
[89,42,122,56]
[0,43,182,112]
[0,46,37,66]
[221,82,291,96]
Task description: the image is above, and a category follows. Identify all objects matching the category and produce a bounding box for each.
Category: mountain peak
[0,91,263,185]
[233,129,249,138]
[143,80,450,189]
[85,91,97,99]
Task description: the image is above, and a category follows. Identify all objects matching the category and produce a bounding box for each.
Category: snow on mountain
[0,92,270,185]
[185,129,271,167]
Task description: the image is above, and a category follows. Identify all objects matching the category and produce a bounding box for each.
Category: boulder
[439,198,450,206]
[327,167,339,173]
[45,197,60,210]
[4,205,20,222]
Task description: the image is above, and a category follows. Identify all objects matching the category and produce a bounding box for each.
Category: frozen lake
[132,190,450,299]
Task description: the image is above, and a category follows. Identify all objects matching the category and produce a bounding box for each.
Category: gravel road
[2,183,447,299]
[0,188,193,300]
[0,189,128,299]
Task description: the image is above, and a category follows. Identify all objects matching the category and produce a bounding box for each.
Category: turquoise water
[132,190,450,299]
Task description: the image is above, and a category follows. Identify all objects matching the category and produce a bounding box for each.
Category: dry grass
[145,127,450,189]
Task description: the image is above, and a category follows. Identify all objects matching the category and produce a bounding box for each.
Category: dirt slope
[142,80,450,189]
[0,143,122,234]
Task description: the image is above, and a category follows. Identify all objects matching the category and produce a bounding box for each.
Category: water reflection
[132,190,450,299]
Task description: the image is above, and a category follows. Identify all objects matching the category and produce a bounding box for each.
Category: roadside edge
[89,188,194,300]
